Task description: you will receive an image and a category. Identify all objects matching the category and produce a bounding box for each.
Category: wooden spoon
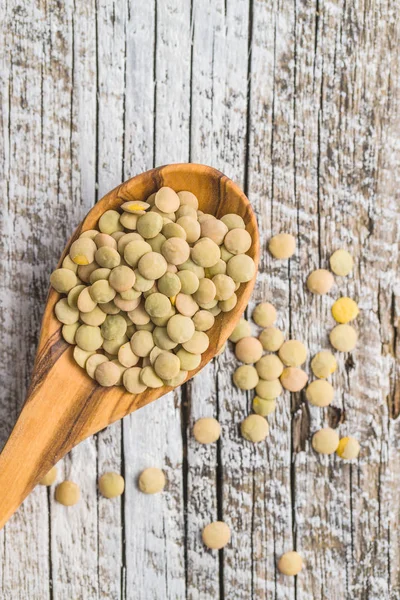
[0,163,259,529]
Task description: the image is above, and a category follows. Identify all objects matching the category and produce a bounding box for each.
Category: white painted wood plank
[0,0,82,596]
[293,1,399,598]
[95,1,128,597]
[154,0,191,164]
[123,0,190,598]
[289,1,349,598]
[190,0,252,597]
[185,365,220,600]
[187,2,226,598]
[45,0,99,597]
[122,1,158,597]
[123,0,156,177]
[246,1,297,596]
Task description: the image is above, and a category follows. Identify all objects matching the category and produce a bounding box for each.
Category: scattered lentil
[99,472,125,498]
[55,481,80,506]
[241,414,269,442]
[256,355,284,381]
[259,327,284,352]
[330,249,353,276]
[278,552,303,576]
[280,367,308,392]
[331,297,359,323]
[252,397,276,416]
[252,302,276,327]
[312,427,340,455]
[39,466,57,486]
[311,350,337,378]
[235,337,263,364]
[305,380,334,407]
[336,436,360,460]
[306,269,334,295]
[138,468,166,494]
[268,233,296,259]
[202,521,231,550]
[229,318,252,342]
[233,365,259,390]
[329,324,358,352]
[256,378,282,400]
[193,418,221,444]
[278,340,307,367]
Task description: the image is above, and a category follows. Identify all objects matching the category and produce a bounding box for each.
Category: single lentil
[331,297,359,323]
[202,521,231,550]
[330,249,353,276]
[306,269,334,295]
[336,436,360,460]
[55,481,80,506]
[312,428,340,455]
[138,468,166,494]
[268,233,296,259]
[193,418,221,444]
[252,302,276,327]
[99,472,125,498]
[311,350,337,378]
[241,414,269,442]
[305,380,334,407]
[329,324,358,352]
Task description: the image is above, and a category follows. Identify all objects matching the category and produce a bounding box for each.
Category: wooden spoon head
[32,164,259,451]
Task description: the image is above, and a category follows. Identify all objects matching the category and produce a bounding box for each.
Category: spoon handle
[0,388,59,528]
[0,343,141,529]
[0,345,94,529]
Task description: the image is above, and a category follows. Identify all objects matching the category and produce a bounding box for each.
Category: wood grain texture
[1,0,399,599]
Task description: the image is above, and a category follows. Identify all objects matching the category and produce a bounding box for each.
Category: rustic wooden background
[1,0,399,598]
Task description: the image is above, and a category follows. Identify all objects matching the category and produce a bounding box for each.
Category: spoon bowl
[0,163,259,528]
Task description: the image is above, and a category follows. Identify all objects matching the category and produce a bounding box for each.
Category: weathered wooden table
[1,0,399,598]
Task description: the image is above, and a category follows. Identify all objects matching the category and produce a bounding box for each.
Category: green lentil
[153,326,178,350]
[154,352,181,380]
[50,268,78,293]
[191,238,220,268]
[123,367,147,393]
[157,272,181,297]
[75,325,103,351]
[220,214,245,230]
[176,348,201,371]
[95,233,117,250]
[86,354,108,379]
[55,299,79,325]
[109,266,135,292]
[95,246,121,269]
[137,212,163,239]
[67,285,86,309]
[62,322,79,344]
[99,210,124,234]
[101,315,127,340]
[89,268,111,284]
[224,228,251,255]
[90,280,116,304]
[193,310,215,331]
[226,254,255,283]
[69,238,97,265]
[177,270,199,294]
[130,330,155,357]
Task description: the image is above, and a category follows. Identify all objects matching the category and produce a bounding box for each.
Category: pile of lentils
[46,215,360,576]
[50,187,256,392]
[230,235,360,463]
